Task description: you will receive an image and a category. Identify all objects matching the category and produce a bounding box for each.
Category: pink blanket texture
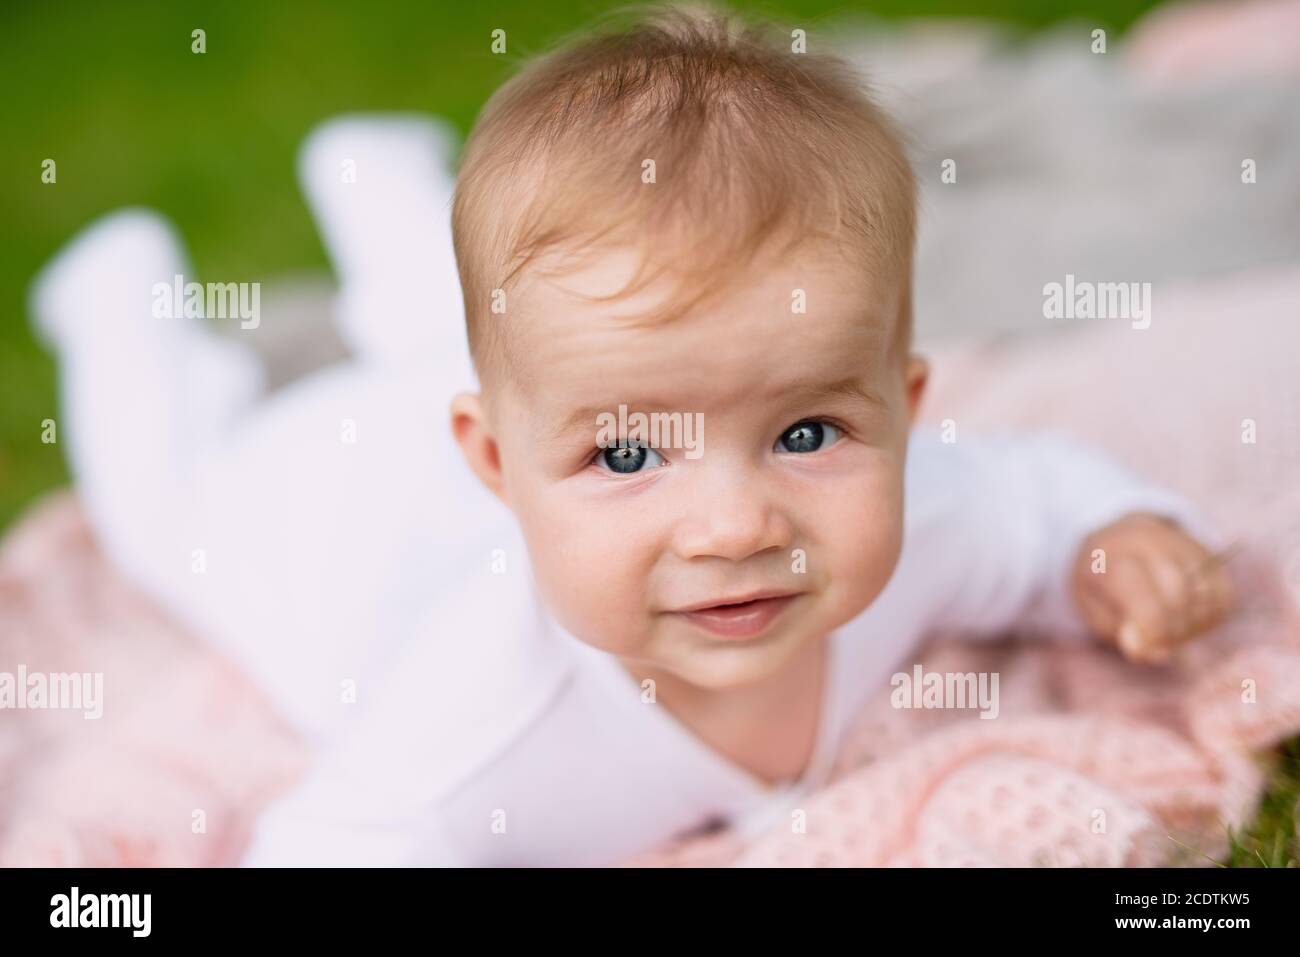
[3,265,1299,867]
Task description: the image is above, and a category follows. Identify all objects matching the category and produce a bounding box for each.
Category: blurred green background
[0,0,1164,529]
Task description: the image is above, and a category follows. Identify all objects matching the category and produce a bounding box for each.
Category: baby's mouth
[672,591,802,639]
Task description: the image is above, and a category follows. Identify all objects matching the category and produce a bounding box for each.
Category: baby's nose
[670,474,794,562]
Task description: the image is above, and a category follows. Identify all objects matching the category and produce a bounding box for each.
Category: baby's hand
[1071,513,1235,664]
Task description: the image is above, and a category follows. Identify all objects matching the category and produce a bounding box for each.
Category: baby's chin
[667,646,817,691]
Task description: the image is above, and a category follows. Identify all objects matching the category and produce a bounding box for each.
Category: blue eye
[776,420,841,453]
[595,440,666,474]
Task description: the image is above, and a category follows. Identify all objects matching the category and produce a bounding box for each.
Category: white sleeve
[238,600,470,869]
[919,430,1223,641]
[240,551,568,868]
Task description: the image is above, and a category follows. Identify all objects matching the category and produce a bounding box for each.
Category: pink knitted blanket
[3,265,1299,867]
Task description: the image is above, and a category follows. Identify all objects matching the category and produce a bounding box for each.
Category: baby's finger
[1075,582,1121,638]
[1208,564,1236,622]
[1190,566,1227,634]
[1149,527,1231,636]
[1105,557,1172,662]
[1183,558,1236,635]
[1140,549,1197,645]
[1118,621,1171,664]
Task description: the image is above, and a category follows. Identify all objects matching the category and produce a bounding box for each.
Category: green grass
[4,0,1295,869]
[1225,739,1300,867]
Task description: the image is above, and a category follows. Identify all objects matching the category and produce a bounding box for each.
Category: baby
[33,7,1234,866]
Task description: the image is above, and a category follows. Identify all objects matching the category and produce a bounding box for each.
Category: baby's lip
[673,589,803,613]
[672,593,802,640]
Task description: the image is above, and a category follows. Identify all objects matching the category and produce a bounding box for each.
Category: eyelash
[585,415,853,469]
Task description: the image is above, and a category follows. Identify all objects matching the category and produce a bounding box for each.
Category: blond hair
[452,3,917,387]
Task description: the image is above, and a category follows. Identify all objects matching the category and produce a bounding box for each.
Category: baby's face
[455,242,927,690]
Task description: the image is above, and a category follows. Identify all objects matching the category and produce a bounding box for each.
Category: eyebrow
[790,376,889,411]
[545,401,679,444]
[545,375,886,443]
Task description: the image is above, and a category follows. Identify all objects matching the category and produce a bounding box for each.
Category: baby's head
[450,5,927,690]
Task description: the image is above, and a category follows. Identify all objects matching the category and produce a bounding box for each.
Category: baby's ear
[903,354,929,425]
[451,393,508,505]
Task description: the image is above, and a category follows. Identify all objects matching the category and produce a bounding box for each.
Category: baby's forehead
[512,241,893,344]
[491,238,901,419]
[505,293,896,433]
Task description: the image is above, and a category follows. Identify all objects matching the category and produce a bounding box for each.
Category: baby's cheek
[822,472,904,604]
[521,508,649,655]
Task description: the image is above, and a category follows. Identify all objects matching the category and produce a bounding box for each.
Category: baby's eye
[595,440,666,474]
[775,420,841,454]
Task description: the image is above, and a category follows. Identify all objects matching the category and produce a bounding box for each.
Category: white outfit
[29,116,1216,867]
